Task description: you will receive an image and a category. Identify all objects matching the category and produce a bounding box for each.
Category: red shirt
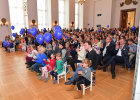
[45,58,56,69]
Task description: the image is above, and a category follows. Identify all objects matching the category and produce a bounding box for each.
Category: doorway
[120,8,136,28]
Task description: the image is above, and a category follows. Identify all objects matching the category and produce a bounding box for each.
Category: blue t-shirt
[35,53,47,66]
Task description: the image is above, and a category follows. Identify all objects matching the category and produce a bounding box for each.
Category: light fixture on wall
[31,19,36,26]
[78,0,86,5]
[0,18,8,27]
[120,2,124,7]
[120,0,138,7]
[133,0,138,5]
[53,20,58,26]
[71,22,74,27]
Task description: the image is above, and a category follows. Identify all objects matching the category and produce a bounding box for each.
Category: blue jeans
[70,64,83,82]
[90,67,96,72]
[31,63,43,73]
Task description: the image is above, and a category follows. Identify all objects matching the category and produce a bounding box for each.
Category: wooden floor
[0,48,134,100]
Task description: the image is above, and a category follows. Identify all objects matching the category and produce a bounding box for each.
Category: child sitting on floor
[50,53,64,84]
[38,53,56,82]
[66,58,91,99]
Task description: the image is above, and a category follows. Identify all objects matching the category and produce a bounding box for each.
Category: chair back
[63,62,67,73]
[90,72,93,87]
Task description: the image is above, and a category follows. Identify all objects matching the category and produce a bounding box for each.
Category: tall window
[37,0,52,30]
[59,0,65,28]
[75,2,79,29]
[58,0,69,29]
[75,1,83,30]
[8,0,28,34]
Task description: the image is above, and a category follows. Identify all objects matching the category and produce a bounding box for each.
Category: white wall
[94,0,112,30]
[0,0,11,41]
[83,0,140,29]
[83,0,95,29]
[111,0,140,28]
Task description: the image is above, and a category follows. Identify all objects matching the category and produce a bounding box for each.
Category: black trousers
[99,55,112,65]
[104,56,125,75]
[73,76,90,90]
[70,59,82,72]
[103,55,112,65]
[50,71,58,80]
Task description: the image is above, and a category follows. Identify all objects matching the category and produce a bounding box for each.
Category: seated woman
[58,42,66,62]
[45,42,52,57]
[52,41,59,54]
[65,42,71,63]
[92,37,101,55]
[66,58,91,99]
[70,40,87,72]
[29,46,47,76]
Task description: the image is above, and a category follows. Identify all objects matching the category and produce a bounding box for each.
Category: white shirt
[117,49,122,56]
[116,45,124,57]
[103,43,110,56]
[77,46,87,61]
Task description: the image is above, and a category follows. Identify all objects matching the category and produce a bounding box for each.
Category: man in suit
[100,37,115,71]
[102,38,130,79]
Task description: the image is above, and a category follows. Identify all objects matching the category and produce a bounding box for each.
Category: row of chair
[49,62,93,95]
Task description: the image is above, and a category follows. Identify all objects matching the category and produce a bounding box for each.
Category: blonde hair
[82,58,92,67]
[39,46,46,53]
[56,53,62,57]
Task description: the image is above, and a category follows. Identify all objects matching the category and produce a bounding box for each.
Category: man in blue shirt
[128,39,137,65]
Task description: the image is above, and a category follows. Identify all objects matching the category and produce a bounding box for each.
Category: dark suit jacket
[86,49,99,70]
[114,45,129,65]
[100,42,115,57]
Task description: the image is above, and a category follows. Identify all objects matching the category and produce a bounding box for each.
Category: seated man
[99,37,115,71]
[101,38,130,79]
[128,39,137,65]
[65,41,99,85]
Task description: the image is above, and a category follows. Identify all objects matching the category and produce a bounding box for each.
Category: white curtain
[8,0,25,34]
[37,0,52,30]
[59,0,65,29]
[75,3,79,29]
